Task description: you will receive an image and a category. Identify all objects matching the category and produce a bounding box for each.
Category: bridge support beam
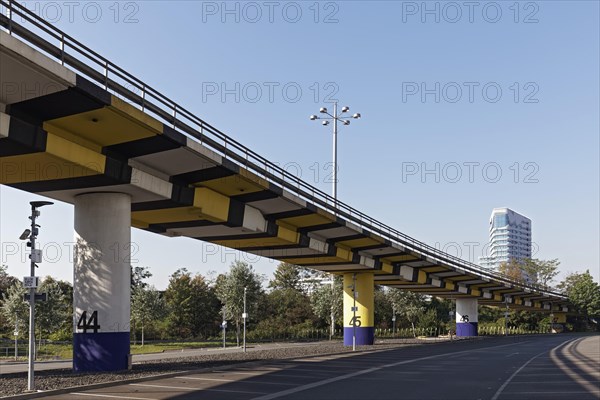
[551,312,567,333]
[73,193,131,371]
[456,298,478,336]
[343,272,374,346]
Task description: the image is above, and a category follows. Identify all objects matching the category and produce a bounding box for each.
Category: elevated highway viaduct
[0,1,570,372]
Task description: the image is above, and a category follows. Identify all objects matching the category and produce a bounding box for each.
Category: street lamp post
[392,305,396,338]
[14,317,18,361]
[504,296,510,336]
[243,287,247,352]
[310,103,361,341]
[21,200,53,391]
[222,306,227,349]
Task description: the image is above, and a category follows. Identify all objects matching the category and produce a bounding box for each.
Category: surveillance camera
[19,229,31,240]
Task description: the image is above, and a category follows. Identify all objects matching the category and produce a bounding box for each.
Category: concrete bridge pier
[456,298,478,336]
[73,193,132,371]
[551,312,567,333]
[343,272,374,346]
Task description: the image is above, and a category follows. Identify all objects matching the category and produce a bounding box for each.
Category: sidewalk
[0,341,323,374]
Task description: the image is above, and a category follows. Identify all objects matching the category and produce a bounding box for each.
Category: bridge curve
[0,1,569,370]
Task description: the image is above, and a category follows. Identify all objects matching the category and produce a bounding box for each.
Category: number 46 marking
[77,311,100,333]
[349,315,362,327]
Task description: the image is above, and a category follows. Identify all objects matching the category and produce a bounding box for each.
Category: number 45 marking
[77,311,100,333]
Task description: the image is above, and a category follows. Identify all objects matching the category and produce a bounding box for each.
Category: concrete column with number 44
[73,193,131,372]
[343,272,374,345]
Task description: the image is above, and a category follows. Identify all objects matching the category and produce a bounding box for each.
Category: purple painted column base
[456,322,478,337]
[74,332,130,372]
[343,327,375,346]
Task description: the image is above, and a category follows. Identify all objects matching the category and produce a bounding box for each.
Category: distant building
[479,208,532,270]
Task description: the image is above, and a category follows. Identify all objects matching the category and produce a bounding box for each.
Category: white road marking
[490,338,575,400]
[251,341,531,400]
[130,383,267,395]
[215,371,266,376]
[179,377,236,382]
[70,393,154,400]
[501,391,595,395]
[224,370,332,379]
[176,376,296,386]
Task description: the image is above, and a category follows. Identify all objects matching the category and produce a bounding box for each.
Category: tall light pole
[504,295,510,336]
[14,316,18,361]
[392,304,396,338]
[243,287,247,352]
[21,200,53,391]
[222,306,227,349]
[310,103,361,340]
[310,103,361,206]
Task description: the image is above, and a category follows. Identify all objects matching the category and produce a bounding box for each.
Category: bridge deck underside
[0,30,569,313]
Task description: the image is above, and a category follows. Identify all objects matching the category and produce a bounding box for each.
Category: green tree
[189,274,220,338]
[522,259,560,288]
[131,266,152,290]
[558,270,600,321]
[498,258,560,288]
[310,276,343,332]
[387,289,425,337]
[267,288,314,325]
[131,285,166,345]
[164,268,195,338]
[269,262,302,291]
[1,282,28,338]
[0,265,18,336]
[215,261,264,345]
[0,264,18,297]
[498,259,528,283]
[36,277,70,344]
[417,308,438,335]
[269,262,320,293]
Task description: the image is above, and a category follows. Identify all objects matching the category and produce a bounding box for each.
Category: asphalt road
[25,334,600,400]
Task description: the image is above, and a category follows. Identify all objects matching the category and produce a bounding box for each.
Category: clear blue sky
[1,1,598,289]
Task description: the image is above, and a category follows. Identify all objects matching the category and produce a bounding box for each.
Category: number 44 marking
[77,311,100,333]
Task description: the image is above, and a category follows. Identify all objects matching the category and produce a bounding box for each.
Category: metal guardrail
[0,0,566,301]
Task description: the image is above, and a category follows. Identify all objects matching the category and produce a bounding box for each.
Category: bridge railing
[0,0,566,301]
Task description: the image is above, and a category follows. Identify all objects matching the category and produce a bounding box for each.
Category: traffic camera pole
[26,201,52,391]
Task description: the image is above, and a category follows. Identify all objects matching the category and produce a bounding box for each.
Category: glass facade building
[479,208,532,270]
